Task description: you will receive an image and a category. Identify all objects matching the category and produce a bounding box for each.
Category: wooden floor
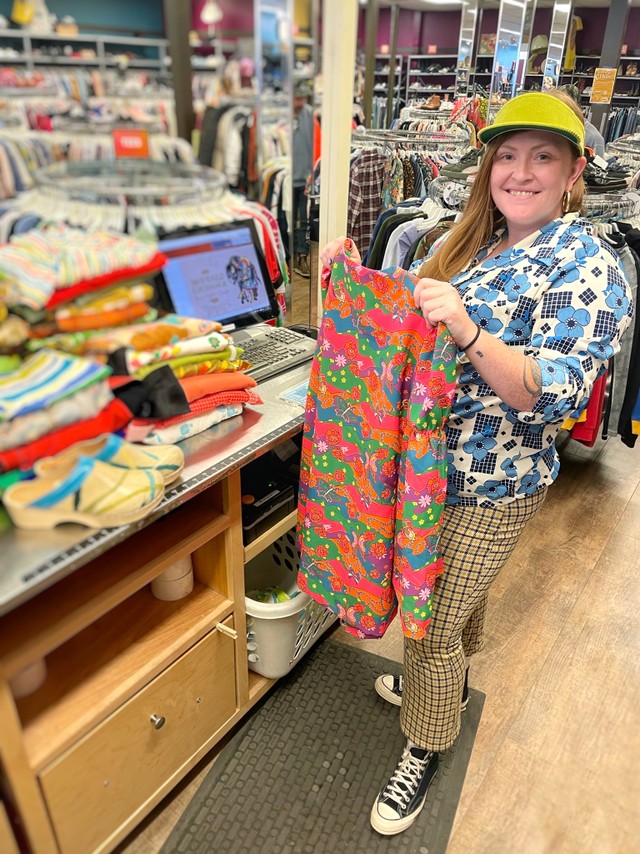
[118,430,640,853]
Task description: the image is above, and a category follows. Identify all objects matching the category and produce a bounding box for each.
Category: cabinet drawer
[39,618,237,854]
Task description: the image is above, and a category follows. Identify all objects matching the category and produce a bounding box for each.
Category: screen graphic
[158,226,272,324]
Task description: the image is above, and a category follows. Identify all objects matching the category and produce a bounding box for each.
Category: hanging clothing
[297,245,457,641]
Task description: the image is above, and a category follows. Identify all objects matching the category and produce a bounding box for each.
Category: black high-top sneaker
[370,743,439,835]
[375,668,469,710]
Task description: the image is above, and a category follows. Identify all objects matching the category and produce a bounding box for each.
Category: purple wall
[192,0,254,34]
[357,7,460,54]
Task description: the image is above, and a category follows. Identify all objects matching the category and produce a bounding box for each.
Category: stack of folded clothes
[125,372,262,445]
[0,224,163,312]
[0,349,128,474]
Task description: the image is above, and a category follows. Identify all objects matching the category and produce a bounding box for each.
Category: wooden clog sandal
[34,433,184,485]
[3,456,165,530]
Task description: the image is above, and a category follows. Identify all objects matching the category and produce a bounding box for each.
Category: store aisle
[118,436,640,854]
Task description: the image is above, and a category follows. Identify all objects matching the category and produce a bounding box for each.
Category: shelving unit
[0,30,169,74]
[374,53,403,94]
[405,53,457,102]
[0,390,333,854]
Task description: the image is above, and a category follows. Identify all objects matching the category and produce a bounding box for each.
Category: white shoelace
[382,747,430,807]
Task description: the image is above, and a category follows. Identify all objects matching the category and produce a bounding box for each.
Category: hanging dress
[297,243,457,640]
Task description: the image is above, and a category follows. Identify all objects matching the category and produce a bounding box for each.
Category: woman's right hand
[320,236,362,269]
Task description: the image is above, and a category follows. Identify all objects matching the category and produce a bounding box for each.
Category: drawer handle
[216,623,238,640]
[150,714,166,730]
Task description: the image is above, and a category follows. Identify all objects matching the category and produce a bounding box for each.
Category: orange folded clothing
[179,372,257,403]
[56,302,149,332]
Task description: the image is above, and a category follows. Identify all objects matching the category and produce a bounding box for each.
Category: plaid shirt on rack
[347,148,387,250]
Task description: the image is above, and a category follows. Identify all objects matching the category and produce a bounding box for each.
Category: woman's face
[489,130,586,241]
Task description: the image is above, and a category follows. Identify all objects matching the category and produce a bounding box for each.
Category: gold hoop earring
[562,190,571,214]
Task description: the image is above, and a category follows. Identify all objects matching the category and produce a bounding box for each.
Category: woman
[319,92,633,836]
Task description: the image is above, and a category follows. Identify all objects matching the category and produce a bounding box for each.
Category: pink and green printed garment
[297,242,457,640]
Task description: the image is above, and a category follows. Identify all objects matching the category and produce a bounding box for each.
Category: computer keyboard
[239,327,317,383]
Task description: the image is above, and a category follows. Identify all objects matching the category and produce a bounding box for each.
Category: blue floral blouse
[410,213,634,507]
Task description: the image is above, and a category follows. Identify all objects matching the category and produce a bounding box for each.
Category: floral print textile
[297,245,457,640]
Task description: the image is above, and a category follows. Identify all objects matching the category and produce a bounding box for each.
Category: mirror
[543,0,573,90]
[490,0,529,102]
[455,0,479,99]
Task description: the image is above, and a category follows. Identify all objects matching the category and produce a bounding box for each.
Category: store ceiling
[383,0,640,9]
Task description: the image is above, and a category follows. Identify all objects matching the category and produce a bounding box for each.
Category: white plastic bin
[244,529,335,679]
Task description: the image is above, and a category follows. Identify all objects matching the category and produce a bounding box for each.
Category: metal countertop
[0,365,310,616]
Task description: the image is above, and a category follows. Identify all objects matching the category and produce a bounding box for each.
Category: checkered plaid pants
[400,489,547,751]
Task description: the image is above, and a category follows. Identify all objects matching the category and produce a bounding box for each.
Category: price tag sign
[590,68,617,104]
[112,129,150,158]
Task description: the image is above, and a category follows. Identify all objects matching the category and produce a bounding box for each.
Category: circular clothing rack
[34,158,228,207]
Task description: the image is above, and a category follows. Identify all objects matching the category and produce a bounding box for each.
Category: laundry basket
[244,529,335,679]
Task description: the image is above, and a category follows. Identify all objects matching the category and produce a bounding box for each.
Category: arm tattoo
[474,348,484,357]
[523,356,543,398]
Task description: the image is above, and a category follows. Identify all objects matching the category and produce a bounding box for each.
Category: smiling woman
[319,89,634,837]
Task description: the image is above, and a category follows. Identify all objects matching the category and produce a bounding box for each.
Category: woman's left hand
[413,277,477,347]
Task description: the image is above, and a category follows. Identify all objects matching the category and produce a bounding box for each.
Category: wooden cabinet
[39,618,237,854]
[0,467,283,853]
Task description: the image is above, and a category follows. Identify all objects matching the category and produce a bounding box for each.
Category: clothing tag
[279,379,309,407]
[593,154,608,170]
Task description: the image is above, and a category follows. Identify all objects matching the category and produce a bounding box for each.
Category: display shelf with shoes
[373,53,405,112]
[405,53,458,102]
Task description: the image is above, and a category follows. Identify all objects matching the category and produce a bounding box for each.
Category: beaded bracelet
[459,324,481,351]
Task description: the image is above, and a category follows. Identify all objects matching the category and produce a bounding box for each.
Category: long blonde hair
[418,91,586,282]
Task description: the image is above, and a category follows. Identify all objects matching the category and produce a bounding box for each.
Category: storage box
[245,529,335,679]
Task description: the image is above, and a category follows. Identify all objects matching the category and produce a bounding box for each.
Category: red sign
[112,129,150,159]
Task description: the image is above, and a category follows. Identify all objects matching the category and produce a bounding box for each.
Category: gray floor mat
[161,637,484,854]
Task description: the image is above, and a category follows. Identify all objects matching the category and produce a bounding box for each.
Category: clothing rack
[351,127,470,151]
[582,190,640,220]
[34,159,228,207]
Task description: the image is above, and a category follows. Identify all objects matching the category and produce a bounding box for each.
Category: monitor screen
[156,220,279,327]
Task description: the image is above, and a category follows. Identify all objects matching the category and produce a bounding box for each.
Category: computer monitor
[155,219,280,328]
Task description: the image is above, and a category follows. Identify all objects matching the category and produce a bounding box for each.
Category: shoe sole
[375,675,469,711]
[5,489,165,530]
[370,766,438,835]
[374,675,402,706]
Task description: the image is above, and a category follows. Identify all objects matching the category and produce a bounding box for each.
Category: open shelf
[17,582,232,772]
[244,509,298,564]
[0,490,230,678]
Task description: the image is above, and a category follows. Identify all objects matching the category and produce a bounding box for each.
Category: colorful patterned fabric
[411,214,633,507]
[297,245,457,640]
[0,380,112,451]
[0,349,110,423]
[0,398,132,473]
[83,315,223,355]
[128,403,244,445]
[123,331,236,374]
[0,225,159,310]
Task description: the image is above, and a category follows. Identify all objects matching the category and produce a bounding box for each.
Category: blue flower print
[574,240,600,261]
[517,471,541,495]
[587,337,615,361]
[605,285,630,319]
[455,394,482,418]
[477,480,509,500]
[500,454,521,478]
[463,432,497,461]
[503,318,530,344]
[503,274,531,301]
[470,303,503,335]
[539,359,569,387]
[474,285,500,303]
[555,306,590,338]
[541,397,572,421]
[555,264,581,284]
